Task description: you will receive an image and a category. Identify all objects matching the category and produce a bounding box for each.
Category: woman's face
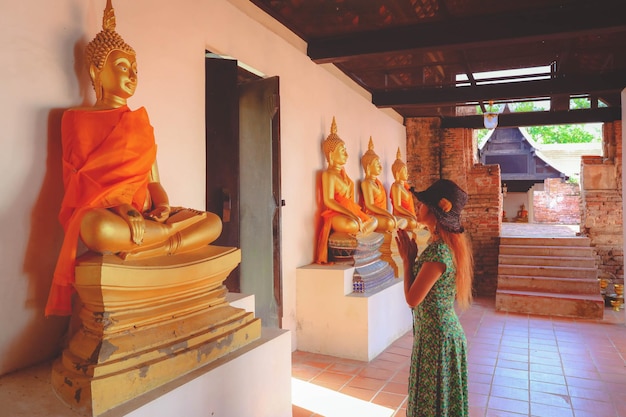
[416,200,436,227]
[99,50,138,101]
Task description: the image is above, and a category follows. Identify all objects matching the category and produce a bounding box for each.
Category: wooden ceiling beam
[307,1,626,63]
[440,107,621,129]
[372,73,626,107]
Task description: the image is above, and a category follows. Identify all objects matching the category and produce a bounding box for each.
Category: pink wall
[0,0,406,375]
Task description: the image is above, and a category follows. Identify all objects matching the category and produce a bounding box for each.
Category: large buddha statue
[360,138,407,232]
[45,0,222,316]
[315,118,377,264]
[390,148,418,231]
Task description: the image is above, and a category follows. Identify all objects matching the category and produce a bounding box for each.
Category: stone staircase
[495,236,604,319]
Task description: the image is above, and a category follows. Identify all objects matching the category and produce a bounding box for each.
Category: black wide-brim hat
[411,179,468,234]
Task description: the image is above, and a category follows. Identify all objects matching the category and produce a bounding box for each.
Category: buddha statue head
[85,0,137,103]
[322,117,347,166]
[361,137,381,177]
[392,148,408,181]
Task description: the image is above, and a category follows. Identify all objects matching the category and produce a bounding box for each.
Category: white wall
[0,0,406,375]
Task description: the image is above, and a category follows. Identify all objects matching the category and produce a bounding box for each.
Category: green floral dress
[407,240,468,417]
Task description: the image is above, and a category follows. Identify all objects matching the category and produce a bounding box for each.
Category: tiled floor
[291,297,626,417]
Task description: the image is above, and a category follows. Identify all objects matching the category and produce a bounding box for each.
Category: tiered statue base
[328,232,395,293]
[51,246,261,417]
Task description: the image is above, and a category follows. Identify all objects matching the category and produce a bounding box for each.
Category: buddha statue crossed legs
[315,118,377,264]
[45,0,222,316]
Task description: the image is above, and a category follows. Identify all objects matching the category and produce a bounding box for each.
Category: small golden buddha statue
[389,148,418,231]
[360,138,407,232]
[515,204,529,222]
[45,0,222,316]
[315,118,377,264]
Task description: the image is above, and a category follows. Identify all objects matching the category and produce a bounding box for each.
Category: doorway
[205,55,282,328]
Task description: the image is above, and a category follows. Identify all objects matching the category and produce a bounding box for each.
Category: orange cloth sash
[315,170,370,264]
[391,182,416,215]
[363,178,387,214]
[45,106,157,316]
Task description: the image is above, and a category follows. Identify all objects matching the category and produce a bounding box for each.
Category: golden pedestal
[51,246,261,416]
[380,231,399,278]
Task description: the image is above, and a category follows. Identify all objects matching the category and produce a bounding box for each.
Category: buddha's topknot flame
[322,117,345,162]
[85,0,135,71]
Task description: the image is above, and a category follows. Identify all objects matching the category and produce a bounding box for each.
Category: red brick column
[581,120,623,280]
[406,118,502,296]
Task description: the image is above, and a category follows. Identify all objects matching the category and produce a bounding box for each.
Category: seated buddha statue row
[315,119,417,263]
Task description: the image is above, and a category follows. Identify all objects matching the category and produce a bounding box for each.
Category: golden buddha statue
[515,204,529,222]
[315,118,377,264]
[45,0,222,316]
[389,148,418,231]
[360,138,407,232]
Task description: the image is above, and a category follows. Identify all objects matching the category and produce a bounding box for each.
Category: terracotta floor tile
[529,402,574,417]
[290,297,625,417]
[380,381,408,395]
[358,367,395,380]
[338,385,378,402]
[497,358,529,371]
[327,361,363,375]
[570,396,619,415]
[529,370,566,385]
[529,362,562,375]
[469,381,491,396]
[529,380,568,395]
[311,371,353,390]
[487,396,530,414]
[529,391,571,408]
[490,385,529,401]
[372,391,407,408]
[492,374,529,390]
[567,385,612,402]
[346,375,387,391]
[291,404,315,417]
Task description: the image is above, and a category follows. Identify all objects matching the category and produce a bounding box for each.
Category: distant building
[478,113,601,223]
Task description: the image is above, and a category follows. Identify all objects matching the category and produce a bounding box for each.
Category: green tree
[476,99,601,145]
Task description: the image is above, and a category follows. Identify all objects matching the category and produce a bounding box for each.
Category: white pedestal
[226,292,256,314]
[296,264,412,361]
[107,327,292,417]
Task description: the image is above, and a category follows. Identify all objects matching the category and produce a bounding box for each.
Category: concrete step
[499,244,594,258]
[499,254,596,268]
[495,290,604,319]
[501,236,591,247]
[498,264,598,279]
[497,275,600,294]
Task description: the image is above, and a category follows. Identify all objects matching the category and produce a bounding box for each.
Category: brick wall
[406,118,501,297]
[581,120,623,280]
[533,178,581,224]
[406,118,624,295]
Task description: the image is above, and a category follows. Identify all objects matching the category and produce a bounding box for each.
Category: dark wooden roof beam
[308,1,626,63]
[441,107,621,129]
[372,72,626,107]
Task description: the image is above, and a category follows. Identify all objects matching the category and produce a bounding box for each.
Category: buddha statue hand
[112,203,146,245]
[358,217,378,237]
[146,204,171,223]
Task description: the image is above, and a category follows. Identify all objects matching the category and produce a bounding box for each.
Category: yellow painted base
[379,231,399,278]
[51,246,261,416]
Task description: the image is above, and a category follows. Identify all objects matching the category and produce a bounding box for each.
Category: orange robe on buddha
[363,178,388,214]
[315,170,371,264]
[391,183,416,215]
[45,106,157,316]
